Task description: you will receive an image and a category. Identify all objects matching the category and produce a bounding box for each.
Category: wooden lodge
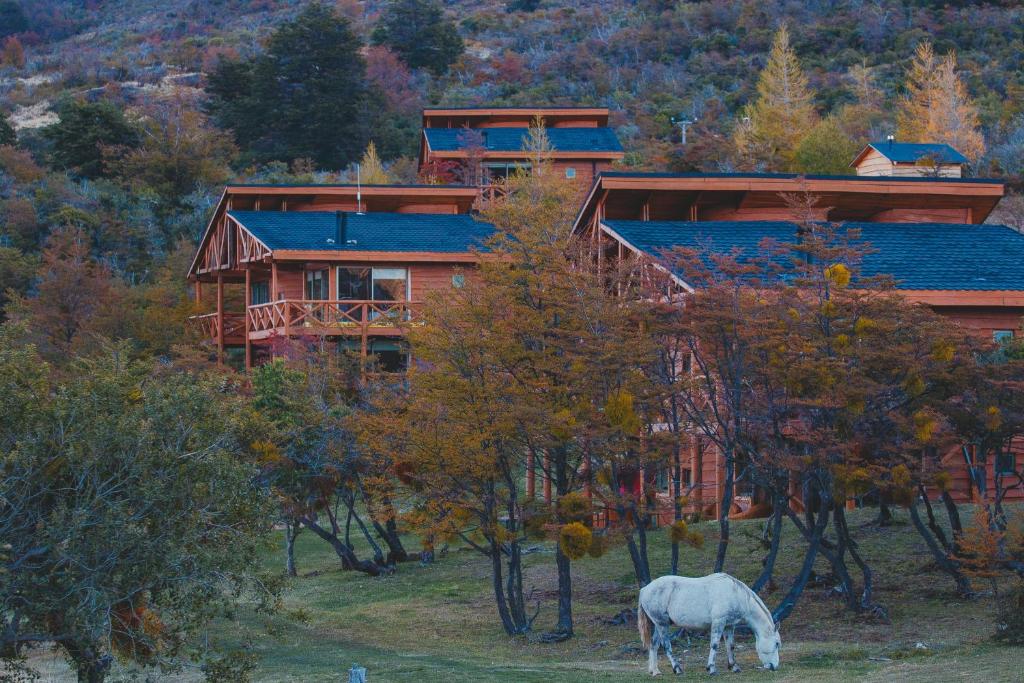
[187,184,492,372]
[568,170,1023,517]
[419,107,624,188]
[851,140,968,178]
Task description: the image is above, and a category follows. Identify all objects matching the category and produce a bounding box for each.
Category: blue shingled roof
[602,220,1024,291]
[228,211,495,253]
[863,141,968,164]
[424,127,623,153]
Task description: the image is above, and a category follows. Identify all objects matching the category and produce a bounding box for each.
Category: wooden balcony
[188,311,246,345]
[246,300,418,341]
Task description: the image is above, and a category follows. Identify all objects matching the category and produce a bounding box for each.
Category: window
[994,330,1014,344]
[250,281,269,305]
[996,452,1017,475]
[372,268,408,301]
[338,267,371,300]
[369,339,410,373]
[484,162,530,183]
[305,269,329,300]
[452,273,465,289]
[565,167,577,179]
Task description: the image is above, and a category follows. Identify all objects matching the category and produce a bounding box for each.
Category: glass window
[372,268,408,301]
[305,269,329,300]
[369,339,409,373]
[994,330,1014,344]
[484,162,530,183]
[250,281,269,305]
[996,452,1017,475]
[338,267,371,300]
[565,167,577,179]
[452,273,465,288]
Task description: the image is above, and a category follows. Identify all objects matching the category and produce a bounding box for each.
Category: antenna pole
[356,164,362,214]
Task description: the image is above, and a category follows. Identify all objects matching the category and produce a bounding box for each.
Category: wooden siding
[855,148,963,178]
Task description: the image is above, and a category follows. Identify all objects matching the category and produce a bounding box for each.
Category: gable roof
[227,211,496,254]
[601,220,1024,292]
[423,127,623,154]
[854,142,969,166]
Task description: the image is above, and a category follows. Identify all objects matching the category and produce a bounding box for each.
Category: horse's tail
[637,596,654,650]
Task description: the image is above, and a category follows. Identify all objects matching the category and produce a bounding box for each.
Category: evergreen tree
[733,25,818,171]
[0,109,15,146]
[42,100,140,179]
[207,3,371,170]
[372,0,464,76]
[0,0,27,39]
[896,42,985,163]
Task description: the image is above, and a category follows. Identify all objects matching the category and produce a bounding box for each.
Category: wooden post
[216,275,224,366]
[244,267,252,371]
[526,452,535,499]
[271,262,279,300]
[193,280,202,304]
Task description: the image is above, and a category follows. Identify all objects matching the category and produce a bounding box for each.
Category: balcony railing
[188,311,246,342]
[247,300,418,338]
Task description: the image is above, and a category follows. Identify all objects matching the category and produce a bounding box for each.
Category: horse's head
[756,625,781,671]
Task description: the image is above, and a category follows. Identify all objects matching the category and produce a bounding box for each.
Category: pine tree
[372,0,464,76]
[0,109,15,146]
[734,25,818,171]
[896,42,985,163]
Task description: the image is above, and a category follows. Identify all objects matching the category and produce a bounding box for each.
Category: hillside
[3,0,1023,174]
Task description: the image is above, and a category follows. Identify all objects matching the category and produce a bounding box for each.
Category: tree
[355,141,392,184]
[0,109,15,147]
[42,100,140,179]
[0,245,36,318]
[734,25,818,171]
[896,42,986,163]
[110,96,236,211]
[372,0,464,76]
[794,116,860,175]
[206,3,371,170]
[1,35,23,68]
[0,338,275,682]
[4,227,125,359]
[0,1,27,39]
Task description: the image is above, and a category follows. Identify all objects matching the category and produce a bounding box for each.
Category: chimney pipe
[336,211,347,246]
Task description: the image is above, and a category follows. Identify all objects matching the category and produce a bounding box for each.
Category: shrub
[559,522,592,560]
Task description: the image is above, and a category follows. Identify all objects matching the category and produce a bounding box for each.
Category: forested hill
[4,0,1023,174]
[0,0,1022,349]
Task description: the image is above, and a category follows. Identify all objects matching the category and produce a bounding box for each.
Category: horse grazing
[638,573,781,676]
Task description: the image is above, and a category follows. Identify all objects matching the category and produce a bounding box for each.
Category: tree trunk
[714,452,734,572]
[774,503,830,623]
[554,543,574,635]
[298,515,383,576]
[835,505,878,612]
[908,498,973,596]
[285,519,300,577]
[65,641,110,683]
[489,540,517,636]
[751,491,783,593]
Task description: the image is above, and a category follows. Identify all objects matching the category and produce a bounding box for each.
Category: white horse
[638,573,781,676]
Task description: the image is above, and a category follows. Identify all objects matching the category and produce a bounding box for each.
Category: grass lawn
[19,507,1024,682]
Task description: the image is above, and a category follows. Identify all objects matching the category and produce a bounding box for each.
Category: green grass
[19,507,1024,682]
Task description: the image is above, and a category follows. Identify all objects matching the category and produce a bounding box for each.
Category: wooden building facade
[567,171,1022,516]
[187,184,492,372]
[419,107,624,188]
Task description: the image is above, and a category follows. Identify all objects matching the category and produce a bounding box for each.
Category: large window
[338,267,371,300]
[305,269,329,300]
[371,268,408,301]
[484,162,530,183]
[996,452,1017,476]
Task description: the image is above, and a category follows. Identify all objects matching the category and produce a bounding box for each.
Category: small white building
[851,141,967,178]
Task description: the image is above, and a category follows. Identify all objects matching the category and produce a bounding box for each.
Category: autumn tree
[896,42,985,163]
[354,141,392,184]
[734,25,818,171]
[1,35,24,68]
[0,338,275,682]
[794,116,860,175]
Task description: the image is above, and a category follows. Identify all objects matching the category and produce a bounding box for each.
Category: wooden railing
[247,300,418,337]
[188,312,245,341]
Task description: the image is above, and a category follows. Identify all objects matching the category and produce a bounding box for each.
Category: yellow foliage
[128,387,144,403]
[931,341,956,363]
[933,470,953,493]
[904,374,926,397]
[587,533,607,558]
[669,519,689,544]
[824,263,851,288]
[557,492,593,523]
[854,317,876,335]
[835,333,850,349]
[820,300,837,317]
[559,522,592,560]
[913,410,936,442]
[986,405,1003,431]
[787,307,800,321]
[892,463,912,489]
[605,390,641,436]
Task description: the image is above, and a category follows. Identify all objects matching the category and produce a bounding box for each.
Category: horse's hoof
[730,665,741,673]
[673,663,684,675]
[650,671,661,677]
[707,666,718,675]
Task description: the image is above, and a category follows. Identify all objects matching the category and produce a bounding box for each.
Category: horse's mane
[726,575,774,628]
